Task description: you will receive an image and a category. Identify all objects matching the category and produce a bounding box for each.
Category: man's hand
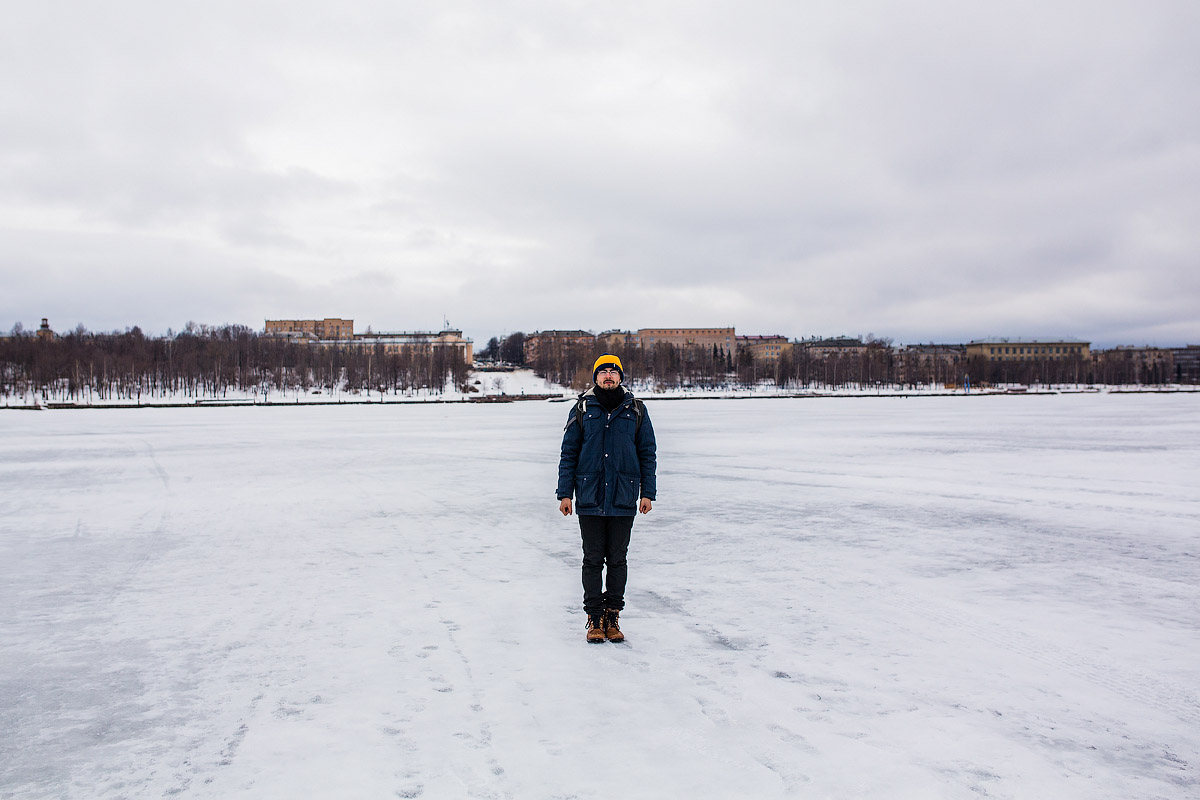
[559,497,573,516]
[639,498,653,514]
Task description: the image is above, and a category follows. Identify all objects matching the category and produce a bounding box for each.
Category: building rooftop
[801,337,865,347]
[968,337,1088,344]
[359,329,465,337]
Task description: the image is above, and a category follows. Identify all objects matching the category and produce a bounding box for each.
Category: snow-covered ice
[1,394,1197,799]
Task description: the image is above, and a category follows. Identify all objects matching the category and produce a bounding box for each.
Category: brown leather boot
[586,612,606,643]
[604,609,624,642]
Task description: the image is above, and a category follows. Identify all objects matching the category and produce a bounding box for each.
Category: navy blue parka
[556,388,657,516]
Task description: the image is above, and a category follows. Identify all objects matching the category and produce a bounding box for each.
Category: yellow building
[736,335,792,361]
[1094,346,1174,384]
[966,338,1090,362]
[264,318,355,340]
[796,337,868,358]
[896,344,965,383]
[353,329,473,363]
[597,330,638,351]
[524,330,596,364]
[264,318,471,364]
[638,327,736,356]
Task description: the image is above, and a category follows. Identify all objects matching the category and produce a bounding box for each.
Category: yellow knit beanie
[592,354,623,380]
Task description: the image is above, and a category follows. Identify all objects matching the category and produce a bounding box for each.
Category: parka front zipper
[599,404,623,514]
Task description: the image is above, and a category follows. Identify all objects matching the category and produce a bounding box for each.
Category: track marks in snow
[395,551,513,798]
[142,440,170,489]
[99,442,174,605]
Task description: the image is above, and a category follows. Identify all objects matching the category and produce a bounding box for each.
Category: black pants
[579,515,634,615]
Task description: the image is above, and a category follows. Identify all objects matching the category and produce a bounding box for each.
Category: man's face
[595,366,622,389]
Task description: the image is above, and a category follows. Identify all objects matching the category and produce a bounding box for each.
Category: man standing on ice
[557,354,657,643]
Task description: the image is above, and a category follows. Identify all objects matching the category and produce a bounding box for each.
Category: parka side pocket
[614,471,639,510]
[575,472,602,508]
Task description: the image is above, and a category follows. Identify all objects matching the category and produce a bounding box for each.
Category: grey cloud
[2,1,1198,348]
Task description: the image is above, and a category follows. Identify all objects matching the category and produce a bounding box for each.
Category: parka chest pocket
[613,410,637,435]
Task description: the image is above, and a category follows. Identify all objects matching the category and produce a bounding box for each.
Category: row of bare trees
[10,323,1175,402]
[969,355,1091,387]
[505,337,899,391]
[1089,353,1177,386]
[507,335,905,390]
[496,331,1161,390]
[1,324,470,402]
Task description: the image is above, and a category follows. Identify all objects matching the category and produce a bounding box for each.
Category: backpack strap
[564,394,588,433]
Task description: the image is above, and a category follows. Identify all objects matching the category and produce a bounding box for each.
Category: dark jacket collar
[581,386,634,408]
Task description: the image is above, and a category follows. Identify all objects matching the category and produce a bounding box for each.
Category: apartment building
[523,330,596,365]
[1173,345,1200,383]
[966,338,1090,361]
[736,335,791,361]
[264,318,471,363]
[1095,346,1174,380]
[354,329,473,363]
[597,330,638,351]
[796,337,869,358]
[264,318,354,340]
[896,343,965,383]
[637,327,736,356]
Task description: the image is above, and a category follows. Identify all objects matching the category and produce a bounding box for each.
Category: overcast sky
[2,0,1197,347]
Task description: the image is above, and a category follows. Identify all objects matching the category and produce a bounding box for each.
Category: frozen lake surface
[2,395,1198,799]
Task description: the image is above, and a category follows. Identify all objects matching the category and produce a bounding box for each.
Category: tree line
[1,323,470,402]
[479,332,1176,389]
[480,334,906,390]
[5,324,1182,403]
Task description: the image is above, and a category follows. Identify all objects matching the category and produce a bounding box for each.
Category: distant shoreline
[4,386,1197,410]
